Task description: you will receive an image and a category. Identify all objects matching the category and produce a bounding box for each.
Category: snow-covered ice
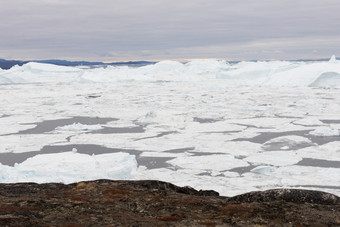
[0,57,340,196]
[0,152,137,184]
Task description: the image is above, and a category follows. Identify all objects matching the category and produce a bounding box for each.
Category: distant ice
[1,56,340,87]
[329,55,338,63]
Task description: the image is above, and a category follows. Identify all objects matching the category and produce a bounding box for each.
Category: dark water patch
[201,130,241,134]
[193,117,221,124]
[87,94,101,99]
[90,125,145,134]
[235,155,248,159]
[320,119,340,124]
[156,147,226,158]
[234,123,270,129]
[196,172,224,177]
[321,97,335,100]
[308,135,340,145]
[232,130,340,146]
[153,80,172,83]
[163,147,195,153]
[233,130,311,144]
[291,122,323,127]
[134,131,177,141]
[0,144,143,166]
[196,172,213,176]
[11,117,118,135]
[0,152,39,167]
[137,156,175,169]
[274,114,302,119]
[228,165,257,175]
[0,143,179,170]
[189,152,226,156]
[40,144,142,156]
[296,158,340,168]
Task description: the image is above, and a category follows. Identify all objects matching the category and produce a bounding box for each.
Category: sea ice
[293,118,325,126]
[0,57,340,197]
[167,154,249,171]
[55,123,103,132]
[245,151,302,166]
[309,126,340,137]
[0,151,137,184]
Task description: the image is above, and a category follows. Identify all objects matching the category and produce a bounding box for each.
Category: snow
[0,57,340,197]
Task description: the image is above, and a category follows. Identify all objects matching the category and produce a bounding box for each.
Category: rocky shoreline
[0,180,339,226]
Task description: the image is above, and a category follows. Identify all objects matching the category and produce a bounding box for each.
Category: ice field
[0,57,340,196]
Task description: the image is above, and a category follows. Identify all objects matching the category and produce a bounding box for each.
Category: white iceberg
[1,57,340,87]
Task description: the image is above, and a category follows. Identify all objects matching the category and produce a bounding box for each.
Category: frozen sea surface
[0,58,339,196]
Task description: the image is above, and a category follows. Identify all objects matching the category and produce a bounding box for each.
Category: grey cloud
[1,0,340,60]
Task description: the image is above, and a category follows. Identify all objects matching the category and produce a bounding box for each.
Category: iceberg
[309,72,340,88]
[1,57,340,87]
[329,55,337,63]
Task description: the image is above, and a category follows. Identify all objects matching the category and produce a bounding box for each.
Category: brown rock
[0,180,339,226]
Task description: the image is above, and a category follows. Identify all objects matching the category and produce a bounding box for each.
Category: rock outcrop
[0,180,339,226]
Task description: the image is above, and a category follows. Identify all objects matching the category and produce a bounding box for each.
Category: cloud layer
[1,0,340,61]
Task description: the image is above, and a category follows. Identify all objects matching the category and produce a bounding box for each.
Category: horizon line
[0,55,337,64]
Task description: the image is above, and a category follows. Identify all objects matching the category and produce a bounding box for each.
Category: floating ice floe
[250,166,277,175]
[293,118,325,126]
[0,152,137,184]
[55,123,103,132]
[309,127,340,137]
[245,151,302,166]
[167,154,249,171]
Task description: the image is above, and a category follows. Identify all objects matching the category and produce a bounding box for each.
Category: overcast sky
[1,0,340,61]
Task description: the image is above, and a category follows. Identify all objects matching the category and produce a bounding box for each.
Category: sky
[1,0,340,62]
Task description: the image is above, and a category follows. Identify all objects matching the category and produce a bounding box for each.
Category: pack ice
[0,56,339,196]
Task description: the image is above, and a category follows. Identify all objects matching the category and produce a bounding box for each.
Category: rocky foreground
[0,180,339,226]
